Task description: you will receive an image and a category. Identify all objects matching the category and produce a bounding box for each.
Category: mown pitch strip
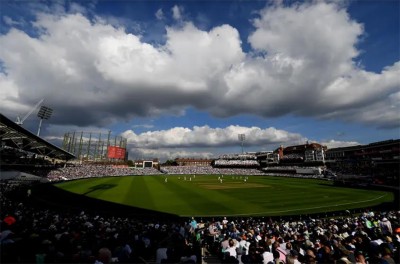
[55,175,393,217]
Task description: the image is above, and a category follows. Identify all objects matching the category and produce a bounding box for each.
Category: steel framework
[62,131,127,161]
[238,133,246,154]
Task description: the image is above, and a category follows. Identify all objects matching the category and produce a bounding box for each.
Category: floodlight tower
[37,105,53,137]
[238,133,245,154]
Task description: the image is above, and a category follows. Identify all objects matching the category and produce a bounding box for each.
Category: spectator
[95,247,112,264]
[354,251,367,264]
[380,217,393,236]
[262,246,274,264]
[224,239,238,259]
[0,180,399,264]
[273,241,287,263]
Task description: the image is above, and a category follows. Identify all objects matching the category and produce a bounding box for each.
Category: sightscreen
[144,161,153,168]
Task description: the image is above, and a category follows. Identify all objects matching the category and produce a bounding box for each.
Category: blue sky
[0,0,399,161]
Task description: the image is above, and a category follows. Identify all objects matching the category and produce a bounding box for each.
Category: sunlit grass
[55,175,393,217]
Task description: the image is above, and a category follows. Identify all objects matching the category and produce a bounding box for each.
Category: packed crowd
[160,166,265,176]
[260,173,325,179]
[213,160,260,168]
[44,165,327,182]
[3,163,282,183]
[263,167,321,172]
[281,154,304,161]
[261,167,324,179]
[46,165,162,182]
[1,180,399,264]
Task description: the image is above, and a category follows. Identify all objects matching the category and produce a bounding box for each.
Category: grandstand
[252,142,327,177]
[174,158,214,166]
[213,153,260,168]
[326,139,400,186]
[274,142,327,165]
[0,113,75,180]
[1,112,400,264]
[0,114,75,161]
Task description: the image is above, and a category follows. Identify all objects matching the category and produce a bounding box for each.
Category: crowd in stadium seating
[34,164,330,182]
[281,154,304,161]
[264,166,298,172]
[218,154,257,160]
[43,164,326,182]
[4,162,328,182]
[1,180,399,264]
[6,161,387,186]
[215,168,264,176]
[261,167,325,179]
[46,165,162,182]
[213,160,260,167]
[161,166,264,176]
[262,173,325,179]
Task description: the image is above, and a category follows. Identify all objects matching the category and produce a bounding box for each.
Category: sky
[0,0,399,161]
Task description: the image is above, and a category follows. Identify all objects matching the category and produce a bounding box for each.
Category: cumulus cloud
[233,1,399,127]
[172,5,183,21]
[3,16,24,26]
[121,125,305,149]
[128,147,214,161]
[0,1,398,131]
[122,125,363,161]
[321,139,360,149]
[155,8,164,20]
[133,124,155,129]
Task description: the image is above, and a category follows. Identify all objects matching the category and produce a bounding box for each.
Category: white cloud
[132,124,155,129]
[321,139,360,149]
[121,125,305,149]
[155,8,164,20]
[172,5,183,21]
[121,125,307,161]
[0,1,398,130]
[249,2,361,67]
[122,126,363,161]
[3,16,24,26]
[128,147,214,161]
[318,63,400,128]
[69,2,89,15]
[0,73,30,115]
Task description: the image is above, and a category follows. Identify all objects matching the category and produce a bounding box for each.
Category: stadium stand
[326,139,400,187]
[1,114,76,182]
[1,180,399,264]
[46,165,162,181]
[0,114,75,161]
[214,154,260,168]
[161,166,264,176]
[1,112,400,264]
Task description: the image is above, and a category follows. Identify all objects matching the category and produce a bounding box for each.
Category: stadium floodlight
[37,105,53,137]
[238,133,245,154]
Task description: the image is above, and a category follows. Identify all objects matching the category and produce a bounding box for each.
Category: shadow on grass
[83,184,117,195]
[29,182,179,219]
[26,179,398,221]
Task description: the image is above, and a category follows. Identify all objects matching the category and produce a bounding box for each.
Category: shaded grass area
[54,175,394,217]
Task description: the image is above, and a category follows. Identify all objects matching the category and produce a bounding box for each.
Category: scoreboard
[107,146,126,159]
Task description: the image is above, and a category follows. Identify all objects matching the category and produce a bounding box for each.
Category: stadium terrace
[1,113,399,264]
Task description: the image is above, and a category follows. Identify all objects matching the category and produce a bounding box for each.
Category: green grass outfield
[55,175,393,217]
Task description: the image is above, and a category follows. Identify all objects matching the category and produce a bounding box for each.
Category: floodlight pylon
[238,133,245,154]
[37,105,53,136]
